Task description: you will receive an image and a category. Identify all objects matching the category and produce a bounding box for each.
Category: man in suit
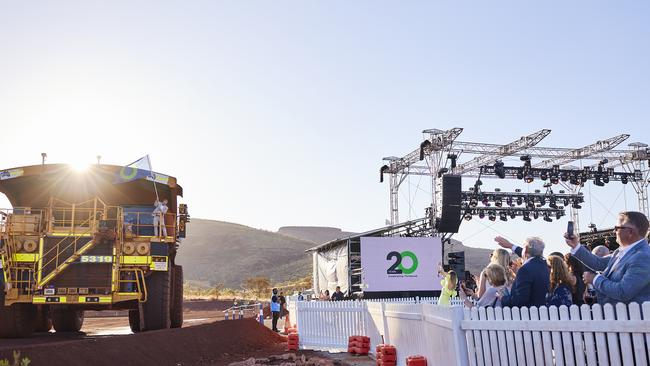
[495,236,550,307]
[566,211,650,305]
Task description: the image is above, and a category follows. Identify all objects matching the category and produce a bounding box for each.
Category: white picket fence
[289,299,650,366]
[464,302,650,366]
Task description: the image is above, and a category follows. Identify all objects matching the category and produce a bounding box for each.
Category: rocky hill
[175,219,314,288]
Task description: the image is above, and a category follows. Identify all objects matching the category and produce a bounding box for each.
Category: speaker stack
[437,175,462,233]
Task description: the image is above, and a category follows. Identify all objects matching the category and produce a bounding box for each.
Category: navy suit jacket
[501,246,550,307]
[572,240,650,305]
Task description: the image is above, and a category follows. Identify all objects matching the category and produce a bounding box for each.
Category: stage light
[516,197,523,205]
[543,213,553,222]
[560,173,569,182]
[506,197,514,207]
[478,211,485,219]
[603,176,609,184]
[556,212,563,220]
[494,160,506,179]
[533,211,539,219]
[516,170,524,180]
[509,211,516,219]
[464,212,472,221]
[488,212,497,221]
[481,197,489,206]
[549,198,558,209]
[621,176,628,184]
[523,212,531,221]
[499,212,508,221]
[495,198,502,207]
[594,176,604,187]
[469,198,478,207]
[524,173,534,183]
[572,201,582,209]
[540,171,548,181]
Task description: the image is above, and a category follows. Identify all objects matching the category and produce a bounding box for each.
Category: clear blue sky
[0,1,648,254]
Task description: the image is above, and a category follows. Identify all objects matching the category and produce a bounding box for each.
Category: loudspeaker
[438,175,462,233]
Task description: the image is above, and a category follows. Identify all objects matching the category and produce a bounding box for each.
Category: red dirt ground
[0,318,286,366]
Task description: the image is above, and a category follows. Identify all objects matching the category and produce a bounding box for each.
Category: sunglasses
[613,226,634,232]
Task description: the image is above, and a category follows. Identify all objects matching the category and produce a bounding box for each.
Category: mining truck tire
[34,305,53,332]
[51,308,84,332]
[128,309,142,333]
[170,265,183,328]
[142,270,171,330]
[0,301,36,338]
[0,285,36,338]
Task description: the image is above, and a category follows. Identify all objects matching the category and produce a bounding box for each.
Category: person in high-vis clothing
[270,288,281,332]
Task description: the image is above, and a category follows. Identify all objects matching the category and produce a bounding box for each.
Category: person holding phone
[566,211,650,305]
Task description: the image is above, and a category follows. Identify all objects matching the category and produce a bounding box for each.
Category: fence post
[259,303,264,324]
[452,306,470,366]
[381,302,390,345]
[240,309,244,320]
[225,310,229,320]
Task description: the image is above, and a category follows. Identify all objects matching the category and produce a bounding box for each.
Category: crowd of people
[450,211,650,309]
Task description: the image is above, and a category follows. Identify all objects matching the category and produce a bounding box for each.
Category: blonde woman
[546,256,574,307]
[461,263,508,307]
[437,266,458,306]
[477,248,514,298]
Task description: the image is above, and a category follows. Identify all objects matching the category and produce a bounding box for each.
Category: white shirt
[152,202,168,217]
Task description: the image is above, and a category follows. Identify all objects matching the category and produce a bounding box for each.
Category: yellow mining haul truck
[0,164,189,338]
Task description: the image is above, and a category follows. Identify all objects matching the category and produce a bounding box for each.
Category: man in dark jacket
[331,286,345,301]
[495,236,550,307]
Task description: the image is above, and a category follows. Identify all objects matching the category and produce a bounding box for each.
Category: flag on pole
[114,155,154,184]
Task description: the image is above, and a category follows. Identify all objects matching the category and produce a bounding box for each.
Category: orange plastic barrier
[347,335,370,355]
[376,344,397,366]
[406,355,427,366]
[287,332,299,351]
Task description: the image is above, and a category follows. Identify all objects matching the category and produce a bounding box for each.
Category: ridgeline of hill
[175,219,315,288]
[277,226,356,245]
[176,219,494,288]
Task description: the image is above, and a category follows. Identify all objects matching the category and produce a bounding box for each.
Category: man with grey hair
[495,236,550,307]
[591,245,610,258]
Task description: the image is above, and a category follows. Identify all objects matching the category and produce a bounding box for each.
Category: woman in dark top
[546,256,574,307]
[565,253,585,306]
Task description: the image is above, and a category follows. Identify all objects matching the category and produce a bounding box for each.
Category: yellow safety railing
[117,268,147,302]
[123,211,176,240]
[35,197,121,287]
[0,208,44,295]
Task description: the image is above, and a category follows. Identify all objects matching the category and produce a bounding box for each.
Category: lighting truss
[479,164,642,185]
[462,190,584,209]
[462,207,566,222]
[578,228,618,251]
[379,128,650,232]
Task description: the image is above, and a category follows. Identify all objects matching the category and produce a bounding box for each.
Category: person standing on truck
[270,288,280,332]
[152,199,168,237]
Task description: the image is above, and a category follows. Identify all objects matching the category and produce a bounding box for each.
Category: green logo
[387,250,419,275]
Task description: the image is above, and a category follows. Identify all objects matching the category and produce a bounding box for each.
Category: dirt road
[0,300,242,350]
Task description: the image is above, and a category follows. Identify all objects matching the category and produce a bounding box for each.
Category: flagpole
[147,155,160,202]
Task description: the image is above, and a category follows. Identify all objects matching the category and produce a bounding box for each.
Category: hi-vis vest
[271,297,280,312]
